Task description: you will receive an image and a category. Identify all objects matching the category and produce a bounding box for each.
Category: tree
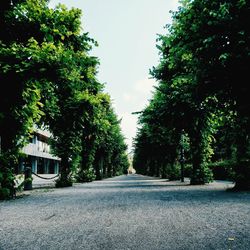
[166,0,250,189]
[134,0,250,189]
[0,0,128,197]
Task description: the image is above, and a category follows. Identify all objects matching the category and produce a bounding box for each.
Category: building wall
[20,131,60,174]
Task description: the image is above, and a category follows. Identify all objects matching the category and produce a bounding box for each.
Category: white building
[19,129,60,174]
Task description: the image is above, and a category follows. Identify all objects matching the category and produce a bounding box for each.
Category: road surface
[0,174,249,250]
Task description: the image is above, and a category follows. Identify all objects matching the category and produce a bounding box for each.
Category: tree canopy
[133,0,250,189]
[0,0,129,199]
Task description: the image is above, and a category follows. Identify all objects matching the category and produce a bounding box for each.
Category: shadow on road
[70,174,249,205]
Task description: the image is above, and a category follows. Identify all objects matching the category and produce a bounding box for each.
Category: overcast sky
[49,0,180,153]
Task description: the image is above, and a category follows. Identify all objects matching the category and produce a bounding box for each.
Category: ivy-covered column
[189,116,213,185]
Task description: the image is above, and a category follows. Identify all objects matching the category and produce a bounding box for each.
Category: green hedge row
[182,161,235,181]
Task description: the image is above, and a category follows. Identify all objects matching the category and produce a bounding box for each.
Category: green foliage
[134,0,250,189]
[208,160,235,181]
[0,188,10,200]
[166,163,181,181]
[55,177,73,188]
[0,167,15,200]
[183,164,192,178]
[190,164,213,185]
[76,168,96,183]
[234,160,250,190]
[0,0,129,196]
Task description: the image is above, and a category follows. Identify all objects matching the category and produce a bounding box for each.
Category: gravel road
[0,174,249,250]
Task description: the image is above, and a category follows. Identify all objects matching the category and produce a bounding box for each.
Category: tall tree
[134,0,250,189]
[0,0,128,197]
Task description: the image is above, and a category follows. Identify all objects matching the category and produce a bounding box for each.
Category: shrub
[0,187,10,200]
[55,177,73,188]
[183,164,192,178]
[76,168,96,183]
[208,160,235,181]
[166,163,181,181]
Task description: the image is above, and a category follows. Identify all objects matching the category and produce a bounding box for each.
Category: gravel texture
[0,174,249,250]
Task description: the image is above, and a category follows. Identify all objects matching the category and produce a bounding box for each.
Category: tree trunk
[161,163,167,178]
[189,118,211,185]
[95,152,103,180]
[56,156,72,187]
[234,117,250,190]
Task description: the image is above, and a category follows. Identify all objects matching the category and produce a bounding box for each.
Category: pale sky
[49,0,180,153]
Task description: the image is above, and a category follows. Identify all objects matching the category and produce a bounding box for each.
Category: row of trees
[0,0,128,199]
[133,0,250,190]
